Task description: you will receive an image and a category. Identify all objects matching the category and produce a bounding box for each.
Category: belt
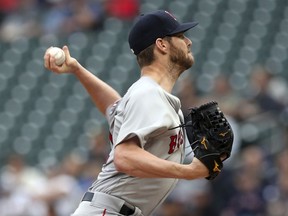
[82,192,135,216]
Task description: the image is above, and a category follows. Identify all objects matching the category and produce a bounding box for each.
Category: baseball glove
[185,101,234,180]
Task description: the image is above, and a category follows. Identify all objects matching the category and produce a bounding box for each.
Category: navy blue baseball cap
[128,10,198,55]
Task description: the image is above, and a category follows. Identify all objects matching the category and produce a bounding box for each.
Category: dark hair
[136,44,155,68]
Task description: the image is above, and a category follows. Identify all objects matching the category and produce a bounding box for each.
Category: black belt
[82,192,135,215]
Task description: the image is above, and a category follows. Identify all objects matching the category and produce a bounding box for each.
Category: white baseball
[47,47,66,66]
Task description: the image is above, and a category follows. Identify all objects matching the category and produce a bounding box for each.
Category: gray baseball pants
[71,191,143,216]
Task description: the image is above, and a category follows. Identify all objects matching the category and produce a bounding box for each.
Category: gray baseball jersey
[89,76,189,216]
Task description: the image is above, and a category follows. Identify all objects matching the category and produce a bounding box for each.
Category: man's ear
[155,38,168,54]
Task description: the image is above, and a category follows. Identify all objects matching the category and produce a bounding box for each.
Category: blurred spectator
[199,73,260,121]
[219,145,270,216]
[264,149,288,216]
[240,145,269,179]
[88,126,110,163]
[205,74,244,118]
[275,149,288,174]
[77,127,111,190]
[246,65,286,114]
[105,0,140,20]
[78,159,103,192]
[42,0,105,35]
[0,154,48,216]
[0,0,42,41]
[182,181,216,216]
[158,179,216,216]
[221,171,266,216]
[174,74,200,117]
[0,0,18,24]
[155,199,187,216]
[265,172,288,216]
[34,153,84,216]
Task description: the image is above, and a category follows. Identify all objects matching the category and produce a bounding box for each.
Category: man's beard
[169,43,194,71]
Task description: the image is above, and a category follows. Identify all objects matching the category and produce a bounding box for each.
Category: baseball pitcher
[44,10,233,216]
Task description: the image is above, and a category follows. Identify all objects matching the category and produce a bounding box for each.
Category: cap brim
[168,21,198,35]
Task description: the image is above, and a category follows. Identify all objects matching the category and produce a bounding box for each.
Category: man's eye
[177,34,185,39]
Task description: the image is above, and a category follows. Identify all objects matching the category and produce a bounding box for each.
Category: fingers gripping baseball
[44,46,79,74]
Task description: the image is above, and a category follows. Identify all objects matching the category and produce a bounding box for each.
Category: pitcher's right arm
[44,45,121,115]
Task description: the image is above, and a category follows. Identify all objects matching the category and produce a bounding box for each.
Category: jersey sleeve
[115,87,175,148]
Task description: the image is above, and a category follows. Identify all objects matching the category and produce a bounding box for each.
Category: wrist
[185,158,209,180]
[72,62,84,75]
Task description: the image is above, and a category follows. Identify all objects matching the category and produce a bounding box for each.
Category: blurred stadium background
[0,0,288,215]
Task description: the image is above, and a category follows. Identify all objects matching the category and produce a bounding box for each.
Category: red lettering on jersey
[109,133,113,144]
[168,130,184,154]
[168,135,177,154]
[177,131,184,147]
